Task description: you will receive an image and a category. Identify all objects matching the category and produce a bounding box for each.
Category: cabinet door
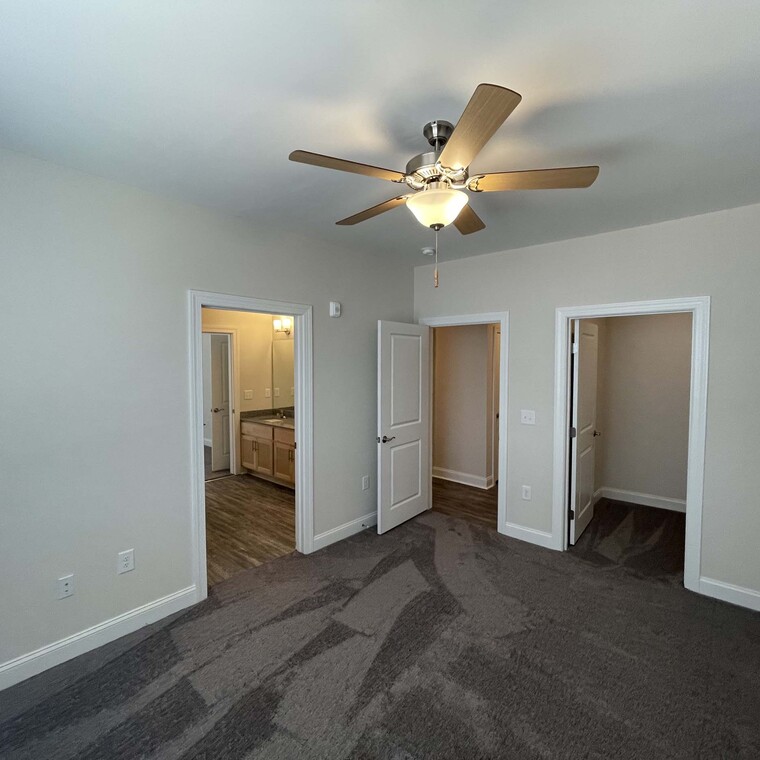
[253,436,274,476]
[273,442,295,484]
[241,435,256,469]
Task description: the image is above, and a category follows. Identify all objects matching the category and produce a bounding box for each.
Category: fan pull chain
[434,227,439,288]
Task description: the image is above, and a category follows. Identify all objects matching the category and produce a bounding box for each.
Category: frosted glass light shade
[406,184,468,228]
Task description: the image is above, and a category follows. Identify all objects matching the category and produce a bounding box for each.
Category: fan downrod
[422,120,454,149]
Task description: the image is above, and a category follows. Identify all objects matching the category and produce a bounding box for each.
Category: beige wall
[594,313,692,501]
[433,325,492,485]
[415,201,760,595]
[202,308,274,413]
[0,148,413,670]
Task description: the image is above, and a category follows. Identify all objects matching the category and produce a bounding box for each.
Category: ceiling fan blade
[453,204,486,235]
[336,195,410,225]
[473,166,600,192]
[438,84,522,171]
[289,150,405,183]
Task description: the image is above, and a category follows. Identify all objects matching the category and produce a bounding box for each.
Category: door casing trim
[553,297,710,592]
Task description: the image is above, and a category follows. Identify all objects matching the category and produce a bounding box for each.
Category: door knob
[378,435,396,443]
[212,408,223,413]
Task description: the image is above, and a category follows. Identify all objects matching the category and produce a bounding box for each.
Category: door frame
[189,290,314,599]
[552,296,710,592]
[418,312,509,535]
[202,327,238,474]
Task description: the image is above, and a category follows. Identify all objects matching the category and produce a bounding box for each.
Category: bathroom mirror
[272,325,295,408]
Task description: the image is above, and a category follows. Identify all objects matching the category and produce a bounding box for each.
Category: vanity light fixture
[273,316,293,335]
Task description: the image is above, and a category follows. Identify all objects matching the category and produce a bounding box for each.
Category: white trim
[0,586,196,691]
[698,577,760,612]
[595,487,686,513]
[204,437,212,447]
[312,512,377,552]
[190,290,315,601]
[433,467,491,490]
[504,522,555,550]
[419,313,510,538]
[552,296,710,594]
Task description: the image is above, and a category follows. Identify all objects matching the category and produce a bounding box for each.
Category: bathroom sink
[260,418,294,428]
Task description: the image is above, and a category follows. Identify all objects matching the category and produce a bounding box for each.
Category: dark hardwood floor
[432,477,498,528]
[205,474,295,587]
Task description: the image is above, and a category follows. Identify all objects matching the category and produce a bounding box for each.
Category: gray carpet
[2,512,759,759]
[572,498,687,582]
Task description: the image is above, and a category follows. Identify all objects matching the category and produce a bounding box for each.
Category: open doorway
[430,323,501,528]
[411,312,508,535]
[190,291,314,599]
[201,308,297,586]
[568,313,692,581]
[554,297,709,592]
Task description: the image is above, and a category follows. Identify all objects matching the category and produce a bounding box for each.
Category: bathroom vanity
[240,417,295,488]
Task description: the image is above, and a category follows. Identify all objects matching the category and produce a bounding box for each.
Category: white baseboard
[433,467,491,490]
[698,576,760,612]
[312,512,377,552]
[204,438,212,447]
[0,585,198,691]
[594,487,686,513]
[503,521,556,550]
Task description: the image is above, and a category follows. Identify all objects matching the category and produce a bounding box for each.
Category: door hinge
[569,426,577,438]
[569,509,575,520]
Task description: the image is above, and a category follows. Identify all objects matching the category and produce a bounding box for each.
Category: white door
[377,320,430,534]
[569,320,599,544]
[210,334,231,472]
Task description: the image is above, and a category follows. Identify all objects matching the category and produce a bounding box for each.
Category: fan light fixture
[406,182,468,229]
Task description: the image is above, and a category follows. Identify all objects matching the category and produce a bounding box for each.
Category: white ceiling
[3,1,760,261]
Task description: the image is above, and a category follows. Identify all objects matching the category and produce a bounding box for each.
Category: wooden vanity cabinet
[241,420,294,486]
[272,427,296,486]
[240,421,274,476]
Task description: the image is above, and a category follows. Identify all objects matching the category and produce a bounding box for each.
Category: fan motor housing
[405,121,469,186]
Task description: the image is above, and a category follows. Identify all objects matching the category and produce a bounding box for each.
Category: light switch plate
[274,388,280,397]
[265,388,271,398]
[521,485,532,500]
[243,390,253,400]
[520,409,536,425]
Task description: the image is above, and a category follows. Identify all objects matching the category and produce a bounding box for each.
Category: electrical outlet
[274,388,280,397]
[243,389,253,400]
[265,388,271,398]
[520,410,536,425]
[521,485,532,501]
[57,574,74,599]
[362,475,370,491]
[118,549,135,574]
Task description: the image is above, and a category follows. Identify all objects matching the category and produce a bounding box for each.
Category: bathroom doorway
[190,291,314,597]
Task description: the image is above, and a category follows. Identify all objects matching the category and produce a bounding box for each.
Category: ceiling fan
[289,83,599,236]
